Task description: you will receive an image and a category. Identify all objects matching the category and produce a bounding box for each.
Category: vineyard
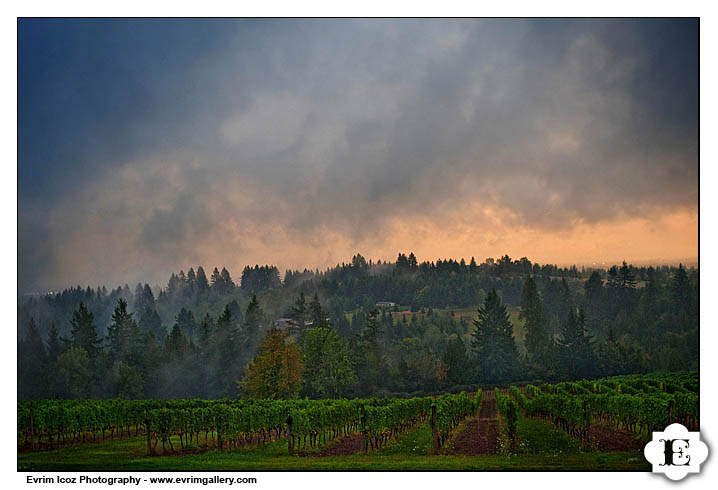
[18,393,475,455]
[17,372,697,471]
[496,371,698,450]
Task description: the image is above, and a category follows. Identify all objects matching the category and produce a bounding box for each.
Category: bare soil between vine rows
[448,390,501,455]
[299,433,365,457]
[587,425,645,452]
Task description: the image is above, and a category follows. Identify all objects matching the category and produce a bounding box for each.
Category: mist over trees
[18,254,698,399]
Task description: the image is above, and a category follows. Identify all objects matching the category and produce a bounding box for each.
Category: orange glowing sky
[19,19,698,291]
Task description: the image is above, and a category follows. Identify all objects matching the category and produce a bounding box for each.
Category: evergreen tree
[227,299,244,325]
[45,322,63,397]
[46,322,62,363]
[174,308,197,341]
[165,324,189,360]
[187,268,196,290]
[18,318,48,398]
[355,308,388,395]
[111,361,145,399]
[199,312,214,345]
[396,253,410,272]
[220,267,235,291]
[671,264,690,314]
[56,347,92,398]
[583,271,604,331]
[619,261,637,289]
[69,302,101,359]
[557,308,596,379]
[195,266,210,292]
[209,304,241,397]
[442,335,471,386]
[106,299,142,364]
[471,289,518,382]
[243,295,264,343]
[363,309,381,347]
[134,283,145,311]
[139,308,165,340]
[291,292,307,324]
[559,277,573,319]
[408,252,418,270]
[210,267,222,292]
[309,293,330,328]
[520,275,549,365]
[606,266,620,289]
[132,283,154,311]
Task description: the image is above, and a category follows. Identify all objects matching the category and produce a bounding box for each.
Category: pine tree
[363,309,381,347]
[408,252,418,270]
[199,312,214,346]
[291,292,307,324]
[559,277,573,318]
[195,266,209,291]
[243,295,264,349]
[69,302,101,359]
[471,289,518,382]
[210,267,222,292]
[671,264,690,314]
[187,268,196,290]
[207,304,241,397]
[165,324,188,360]
[216,304,237,336]
[19,317,49,398]
[227,299,244,325]
[557,308,595,379]
[107,298,141,364]
[134,283,155,313]
[619,261,637,289]
[220,267,235,291]
[396,253,410,272]
[583,271,604,331]
[134,283,145,311]
[607,266,620,289]
[309,293,330,328]
[520,276,549,365]
[442,335,471,386]
[139,308,165,340]
[46,323,62,363]
[175,308,197,340]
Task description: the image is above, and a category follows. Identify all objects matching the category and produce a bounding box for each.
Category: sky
[18,19,698,293]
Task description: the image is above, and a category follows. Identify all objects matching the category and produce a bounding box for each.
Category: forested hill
[18,253,698,399]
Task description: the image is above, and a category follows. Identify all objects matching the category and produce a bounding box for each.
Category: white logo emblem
[644,423,708,481]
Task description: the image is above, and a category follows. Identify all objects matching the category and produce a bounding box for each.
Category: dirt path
[299,434,365,457]
[448,390,501,455]
[588,425,645,452]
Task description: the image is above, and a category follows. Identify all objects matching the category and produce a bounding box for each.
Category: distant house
[273,318,301,330]
[376,301,397,308]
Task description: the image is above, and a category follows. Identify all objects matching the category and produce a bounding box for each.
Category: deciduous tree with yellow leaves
[238,328,303,399]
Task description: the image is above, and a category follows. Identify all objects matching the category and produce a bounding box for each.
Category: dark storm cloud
[18,19,698,292]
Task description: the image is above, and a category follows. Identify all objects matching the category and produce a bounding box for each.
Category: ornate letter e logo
[644,423,708,481]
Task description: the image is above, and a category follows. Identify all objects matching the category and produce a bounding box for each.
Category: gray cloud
[18,19,698,292]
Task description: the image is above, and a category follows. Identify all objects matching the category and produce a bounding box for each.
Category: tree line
[18,254,698,399]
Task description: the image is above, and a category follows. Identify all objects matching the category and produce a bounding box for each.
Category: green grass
[18,424,650,471]
[377,424,433,456]
[515,416,583,456]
